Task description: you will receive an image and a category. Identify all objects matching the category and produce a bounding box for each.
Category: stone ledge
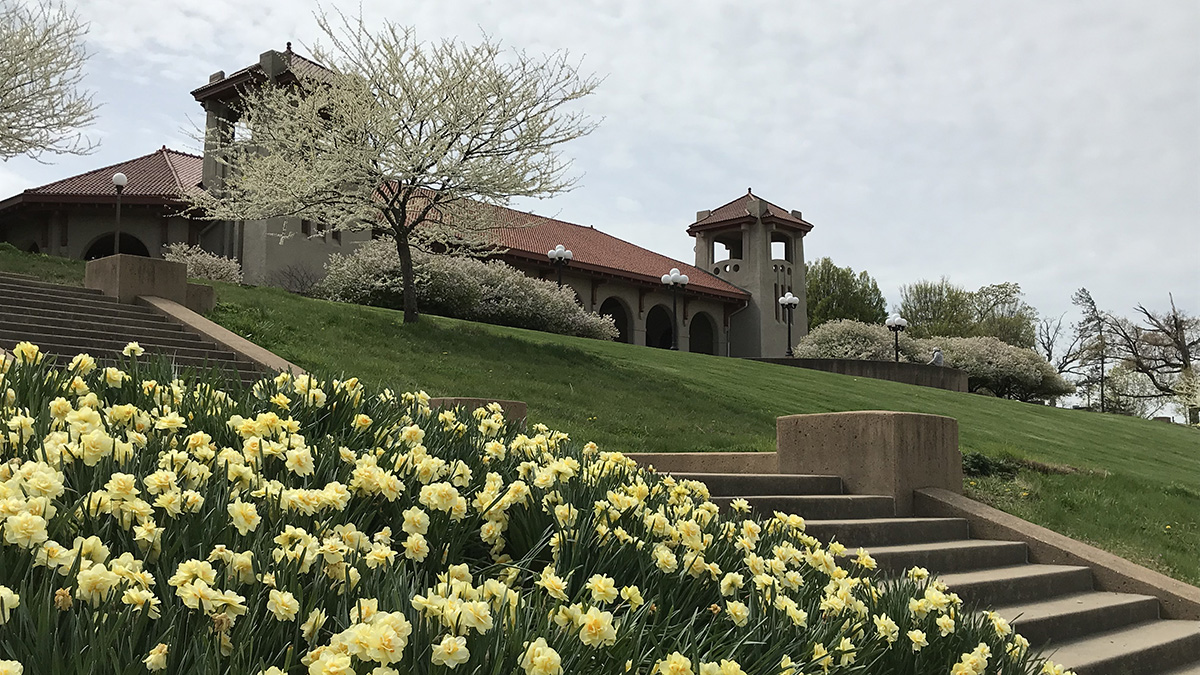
[914,487,1200,620]
[136,295,304,376]
[778,411,962,516]
[749,357,969,392]
[626,452,779,475]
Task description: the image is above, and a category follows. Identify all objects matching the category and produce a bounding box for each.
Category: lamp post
[885,314,908,362]
[778,292,800,356]
[112,172,128,256]
[546,244,573,288]
[660,267,689,350]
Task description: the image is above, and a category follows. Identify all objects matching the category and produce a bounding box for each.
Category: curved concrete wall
[749,357,969,392]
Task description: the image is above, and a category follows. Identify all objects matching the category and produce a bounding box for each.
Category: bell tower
[689,189,813,357]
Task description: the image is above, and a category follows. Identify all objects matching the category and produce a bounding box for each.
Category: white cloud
[5,0,1195,320]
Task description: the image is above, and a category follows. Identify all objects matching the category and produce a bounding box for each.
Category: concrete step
[668,472,843,496]
[0,332,239,363]
[991,592,1161,647]
[0,294,167,322]
[937,564,1094,607]
[846,539,1028,574]
[0,315,193,341]
[804,517,970,548]
[0,321,210,351]
[712,494,895,519]
[1046,620,1200,675]
[0,337,264,384]
[0,300,176,331]
[0,272,99,295]
[1159,662,1200,675]
[0,280,121,305]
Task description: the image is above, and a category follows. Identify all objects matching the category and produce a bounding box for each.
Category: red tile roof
[689,190,813,234]
[0,144,747,301]
[16,147,202,203]
[483,203,749,300]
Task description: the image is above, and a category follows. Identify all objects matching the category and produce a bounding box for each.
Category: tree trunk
[395,233,419,324]
[1189,405,1199,426]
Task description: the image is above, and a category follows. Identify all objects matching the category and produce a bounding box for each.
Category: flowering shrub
[163,243,243,284]
[914,336,1074,402]
[0,343,1058,675]
[319,238,617,340]
[793,321,1073,402]
[793,319,923,362]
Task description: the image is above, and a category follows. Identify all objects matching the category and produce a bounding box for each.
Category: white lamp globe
[564,250,573,260]
[112,172,128,188]
[661,274,671,284]
[678,274,688,284]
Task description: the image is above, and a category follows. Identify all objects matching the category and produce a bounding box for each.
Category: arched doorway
[84,233,151,260]
[645,305,674,349]
[598,297,632,343]
[689,312,717,355]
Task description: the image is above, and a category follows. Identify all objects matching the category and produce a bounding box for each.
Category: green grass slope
[2,247,1198,584]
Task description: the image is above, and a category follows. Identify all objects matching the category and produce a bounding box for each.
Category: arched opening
[713,232,743,262]
[645,305,674,349]
[771,232,793,262]
[598,296,633,343]
[25,242,40,254]
[84,233,150,260]
[689,312,717,355]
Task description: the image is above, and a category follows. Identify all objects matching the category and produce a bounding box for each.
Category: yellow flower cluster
[0,345,1059,674]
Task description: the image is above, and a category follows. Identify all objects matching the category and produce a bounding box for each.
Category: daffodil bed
[0,342,1063,675]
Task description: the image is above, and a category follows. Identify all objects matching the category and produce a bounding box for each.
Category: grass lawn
[2,247,1199,584]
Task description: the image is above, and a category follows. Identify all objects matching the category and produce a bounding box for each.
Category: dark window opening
[599,297,633,344]
[84,233,151,260]
[645,305,674,349]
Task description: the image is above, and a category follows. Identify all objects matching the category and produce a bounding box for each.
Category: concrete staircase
[681,471,1200,675]
[0,271,265,386]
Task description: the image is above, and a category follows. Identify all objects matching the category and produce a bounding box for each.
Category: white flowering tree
[1106,295,1200,424]
[187,10,600,323]
[0,1,97,160]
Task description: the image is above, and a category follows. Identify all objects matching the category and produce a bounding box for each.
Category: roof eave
[499,248,750,302]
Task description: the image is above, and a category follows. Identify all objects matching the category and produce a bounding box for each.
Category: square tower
[689,189,813,357]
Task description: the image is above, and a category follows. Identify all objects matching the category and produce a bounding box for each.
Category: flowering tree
[0,1,97,160]
[1106,295,1200,424]
[187,10,599,323]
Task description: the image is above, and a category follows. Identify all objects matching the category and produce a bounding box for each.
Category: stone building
[0,46,814,357]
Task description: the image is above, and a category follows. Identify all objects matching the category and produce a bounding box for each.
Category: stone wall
[749,357,969,392]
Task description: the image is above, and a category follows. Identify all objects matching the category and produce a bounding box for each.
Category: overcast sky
[4,0,1197,321]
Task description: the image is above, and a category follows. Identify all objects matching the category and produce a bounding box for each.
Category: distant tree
[804,257,887,331]
[898,277,974,339]
[1106,294,1199,425]
[0,1,97,160]
[971,282,1037,348]
[188,9,600,323]
[1035,313,1088,406]
[1102,364,1169,418]
[1071,287,1112,411]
